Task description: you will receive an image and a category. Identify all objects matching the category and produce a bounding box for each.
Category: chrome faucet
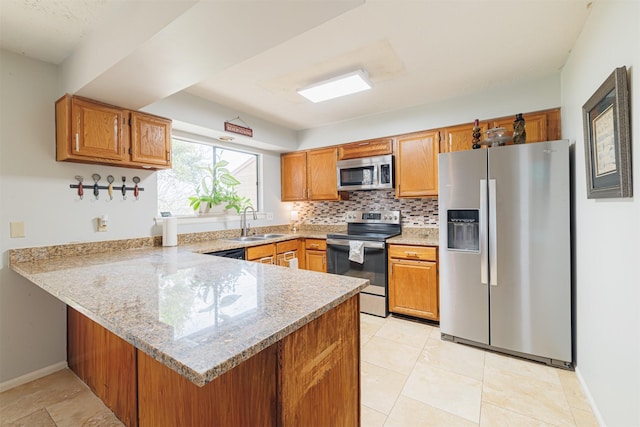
[241,206,257,237]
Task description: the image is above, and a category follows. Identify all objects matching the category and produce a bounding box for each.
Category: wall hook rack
[70,175,144,200]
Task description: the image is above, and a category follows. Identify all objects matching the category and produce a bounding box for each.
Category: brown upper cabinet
[492,109,561,144]
[337,137,393,160]
[56,94,172,170]
[441,109,561,153]
[395,130,440,198]
[281,147,339,201]
[441,121,490,153]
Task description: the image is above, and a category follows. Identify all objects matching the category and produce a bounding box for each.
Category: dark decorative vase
[513,113,526,144]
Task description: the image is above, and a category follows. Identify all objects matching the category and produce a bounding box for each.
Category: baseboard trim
[0,361,68,393]
[574,366,606,427]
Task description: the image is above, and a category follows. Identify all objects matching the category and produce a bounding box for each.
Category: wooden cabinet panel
[338,138,393,159]
[55,94,171,170]
[281,152,308,201]
[395,130,440,198]
[67,308,138,427]
[138,347,277,427]
[276,239,299,253]
[281,148,338,201]
[305,239,327,251]
[305,250,327,272]
[276,239,299,267]
[279,295,360,427]
[307,147,339,200]
[492,109,561,144]
[57,95,126,162]
[246,243,276,263]
[441,121,490,153]
[388,245,437,261]
[129,112,172,167]
[388,245,439,321]
[389,259,439,321]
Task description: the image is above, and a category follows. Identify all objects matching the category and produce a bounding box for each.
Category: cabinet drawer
[388,245,437,261]
[305,239,326,251]
[246,243,275,260]
[277,239,298,254]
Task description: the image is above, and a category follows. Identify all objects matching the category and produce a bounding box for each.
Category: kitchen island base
[68,295,360,426]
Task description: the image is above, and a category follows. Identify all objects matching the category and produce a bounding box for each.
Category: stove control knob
[393,215,398,221]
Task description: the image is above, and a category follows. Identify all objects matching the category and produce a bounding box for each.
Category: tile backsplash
[292,190,438,227]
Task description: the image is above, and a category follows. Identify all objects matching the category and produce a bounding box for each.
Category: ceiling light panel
[297,70,372,103]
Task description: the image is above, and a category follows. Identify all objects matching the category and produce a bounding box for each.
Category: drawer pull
[405,251,419,257]
[310,244,319,248]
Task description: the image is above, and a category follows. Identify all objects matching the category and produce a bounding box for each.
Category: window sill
[154,212,271,226]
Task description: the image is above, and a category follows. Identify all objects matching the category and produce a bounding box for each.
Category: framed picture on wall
[582,66,632,199]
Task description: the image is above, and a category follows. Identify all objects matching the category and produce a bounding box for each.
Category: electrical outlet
[10,221,25,238]
[266,212,274,220]
[98,215,108,232]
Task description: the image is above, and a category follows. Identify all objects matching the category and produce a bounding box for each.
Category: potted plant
[188,160,250,214]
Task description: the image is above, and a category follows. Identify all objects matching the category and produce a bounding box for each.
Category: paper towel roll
[162,217,178,247]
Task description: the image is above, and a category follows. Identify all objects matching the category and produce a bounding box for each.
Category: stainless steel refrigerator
[438,140,572,368]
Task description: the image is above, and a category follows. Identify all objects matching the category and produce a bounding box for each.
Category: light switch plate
[10,221,25,238]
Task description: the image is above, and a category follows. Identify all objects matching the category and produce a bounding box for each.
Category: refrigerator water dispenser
[447,210,479,252]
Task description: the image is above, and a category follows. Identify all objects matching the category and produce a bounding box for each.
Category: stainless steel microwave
[336,154,394,191]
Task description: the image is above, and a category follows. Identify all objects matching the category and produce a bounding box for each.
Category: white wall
[0,50,292,384]
[560,1,639,426]
[297,73,561,149]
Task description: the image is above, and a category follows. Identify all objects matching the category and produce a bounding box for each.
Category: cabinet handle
[167,150,170,162]
[310,244,319,248]
[307,188,310,199]
[75,133,79,152]
[405,251,419,257]
[358,142,370,146]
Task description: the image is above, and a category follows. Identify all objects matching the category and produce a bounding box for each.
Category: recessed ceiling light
[297,70,372,103]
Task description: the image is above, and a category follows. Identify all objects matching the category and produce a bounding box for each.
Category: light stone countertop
[387,227,440,246]
[10,238,367,387]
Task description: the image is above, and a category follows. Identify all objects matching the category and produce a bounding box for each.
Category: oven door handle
[326,239,386,249]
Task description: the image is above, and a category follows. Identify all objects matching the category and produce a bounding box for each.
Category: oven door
[326,238,388,316]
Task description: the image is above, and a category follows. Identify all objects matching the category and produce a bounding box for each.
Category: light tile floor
[361,314,599,427]
[0,314,598,426]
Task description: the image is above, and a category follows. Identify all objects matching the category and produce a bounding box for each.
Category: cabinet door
[395,130,440,197]
[70,97,126,161]
[130,112,172,168]
[441,122,489,153]
[338,138,393,159]
[492,109,560,144]
[281,152,308,201]
[388,259,439,321]
[305,250,327,273]
[307,147,339,201]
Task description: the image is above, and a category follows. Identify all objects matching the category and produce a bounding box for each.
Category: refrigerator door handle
[480,179,488,285]
[489,179,498,286]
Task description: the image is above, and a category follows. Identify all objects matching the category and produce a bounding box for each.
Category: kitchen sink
[226,234,286,242]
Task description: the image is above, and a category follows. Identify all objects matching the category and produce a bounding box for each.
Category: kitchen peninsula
[9,241,367,426]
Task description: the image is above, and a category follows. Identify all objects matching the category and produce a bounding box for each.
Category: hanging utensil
[121,176,127,200]
[106,175,114,200]
[75,175,84,200]
[92,173,101,200]
[133,176,140,200]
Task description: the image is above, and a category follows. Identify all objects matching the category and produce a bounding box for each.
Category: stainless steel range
[326,210,401,317]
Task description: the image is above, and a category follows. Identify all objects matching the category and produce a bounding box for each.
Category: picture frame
[582,66,632,198]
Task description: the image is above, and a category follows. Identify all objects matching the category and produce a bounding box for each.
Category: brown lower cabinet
[388,244,439,321]
[67,295,360,426]
[304,239,327,273]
